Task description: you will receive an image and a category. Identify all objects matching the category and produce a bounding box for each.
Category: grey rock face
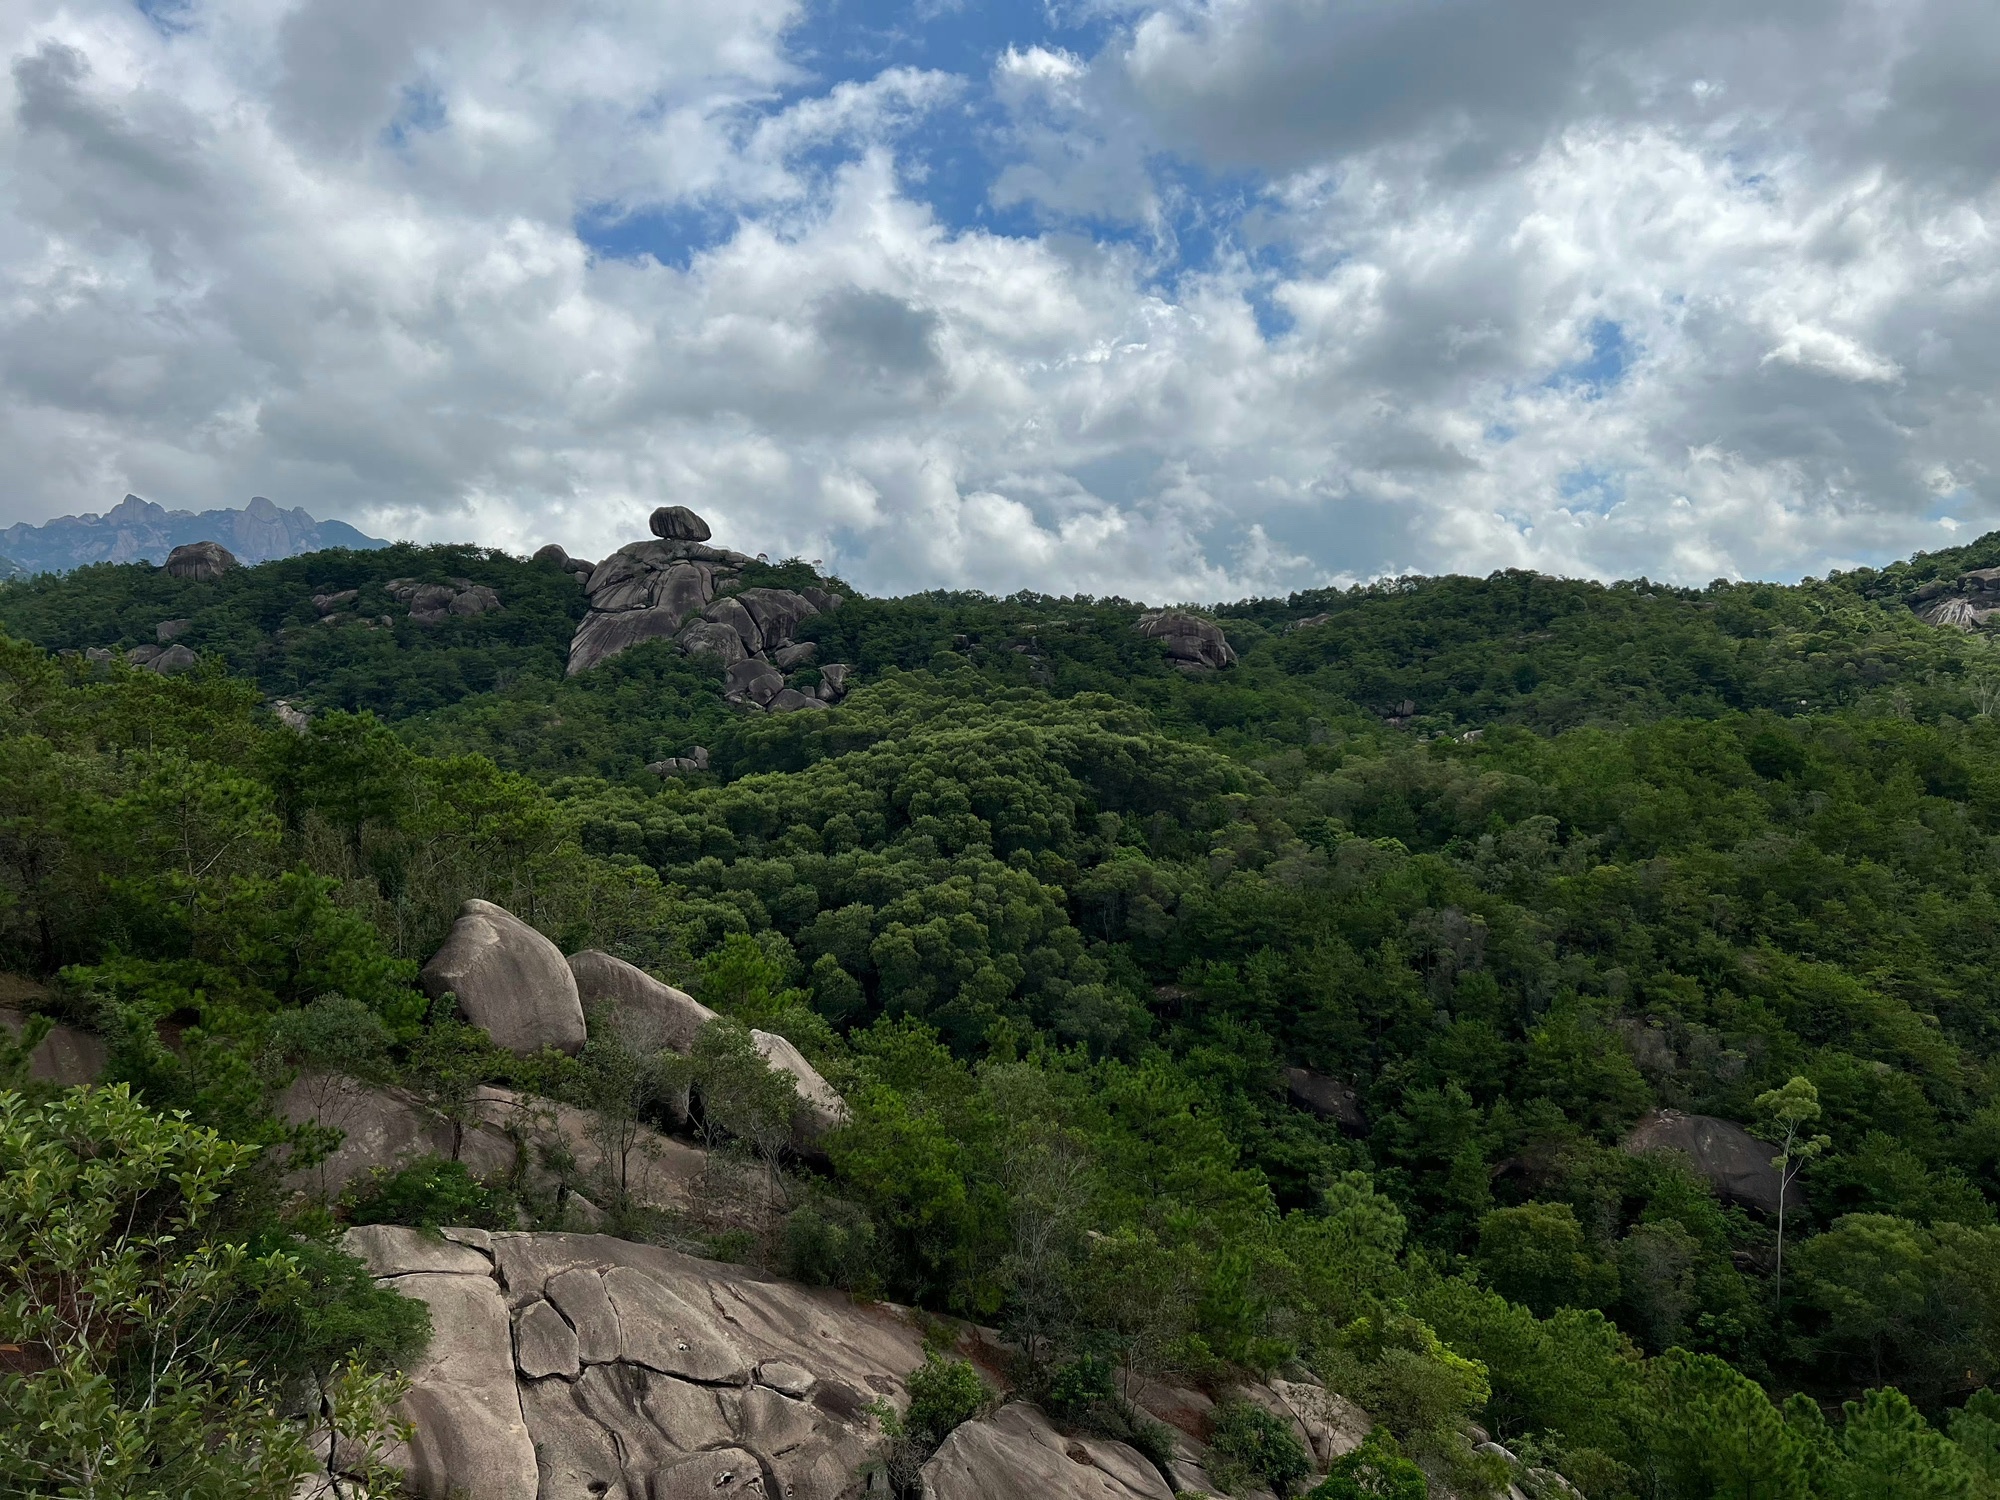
[0,1006,106,1086]
[922,1402,1174,1500]
[772,641,818,670]
[275,1073,518,1199]
[725,659,785,706]
[750,1029,851,1146]
[1135,610,1237,671]
[515,1298,583,1380]
[421,899,588,1056]
[156,617,191,641]
[163,540,238,580]
[343,1224,494,1278]
[533,543,571,567]
[817,663,851,701]
[650,505,714,542]
[801,586,843,613]
[569,603,690,675]
[391,1271,539,1500]
[310,590,357,615]
[767,687,825,713]
[676,619,748,666]
[1623,1109,1798,1216]
[703,595,762,654]
[735,588,819,650]
[385,576,501,625]
[1283,1068,1367,1134]
[151,643,198,675]
[569,950,719,1054]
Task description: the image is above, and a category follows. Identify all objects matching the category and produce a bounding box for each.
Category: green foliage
[1305,1428,1429,1500]
[344,1154,508,1231]
[1206,1398,1314,1497]
[903,1353,989,1444]
[0,1085,420,1498]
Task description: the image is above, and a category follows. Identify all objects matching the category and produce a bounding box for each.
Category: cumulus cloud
[0,0,1997,598]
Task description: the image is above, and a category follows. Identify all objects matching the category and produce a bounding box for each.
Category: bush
[905,1353,989,1444]
[781,1196,878,1290]
[1305,1428,1428,1500]
[1206,1398,1314,1498]
[344,1154,507,1230]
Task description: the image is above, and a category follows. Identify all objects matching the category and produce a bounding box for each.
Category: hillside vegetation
[8,536,2000,1497]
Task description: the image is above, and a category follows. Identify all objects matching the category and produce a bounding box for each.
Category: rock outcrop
[1282,1067,1368,1134]
[334,1226,1357,1500]
[750,1029,851,1146]
[1136,611,1237,672]
[0,1006,107,1087]
[1622,1108,1797,1215]
[275,1073,520,1199]
[385,577,501,624]
[648,746,712,778]
[1913,567,2000,630]
[561,507,856,713]
[163,539,238,581]
[421,899,588,1056]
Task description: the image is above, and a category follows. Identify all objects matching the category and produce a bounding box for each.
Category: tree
[1476,1202,1617,1317]
[403,996,503,1161]
[0,1085,416,1498]
[1753,1076,1829,1319]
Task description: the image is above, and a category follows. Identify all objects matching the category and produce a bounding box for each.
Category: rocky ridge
[0,494,386,575]
[1912,566,2000,630]
[555,507,855,712]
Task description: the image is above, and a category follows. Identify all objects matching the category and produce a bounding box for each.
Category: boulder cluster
[1913,566,2000,630]
[554,507,854,712]
[385,576,501,625]
[1135,610,1237,672]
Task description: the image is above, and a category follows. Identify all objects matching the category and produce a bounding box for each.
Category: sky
[0,0,1997,601]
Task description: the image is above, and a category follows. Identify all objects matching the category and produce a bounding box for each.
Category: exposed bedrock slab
[342,1223,492,1278]
[921,1402,1174,1500]
[276,1073,516,1199]
[389,1271,538,1500]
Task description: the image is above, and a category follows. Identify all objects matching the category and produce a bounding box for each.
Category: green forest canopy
[8,532,2000,1496]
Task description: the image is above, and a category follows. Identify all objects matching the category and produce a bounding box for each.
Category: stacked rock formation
[562,507,854,712]
[1135,610,1238,672]
[1913,567,2000,630]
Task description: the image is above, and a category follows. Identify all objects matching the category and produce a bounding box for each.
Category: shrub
[905,1353,989,1443]
[1306,1427,1428,1500]
[781,1196,878,1290]
[1206,1398,1314,1497]
[344,1154,506,1230]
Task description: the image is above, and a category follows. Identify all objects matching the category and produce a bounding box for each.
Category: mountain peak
[0,496,388,574]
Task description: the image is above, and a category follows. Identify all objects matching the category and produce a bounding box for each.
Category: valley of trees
[8,533,2000,1496]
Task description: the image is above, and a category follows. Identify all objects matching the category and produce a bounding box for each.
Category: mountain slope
[0,492,387,573]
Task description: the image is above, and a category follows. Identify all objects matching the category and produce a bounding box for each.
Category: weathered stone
[273,698,311,732]
[650,506,713,543]
[703,595,762,655]
[570,951,719,1054]
[520,1376,632,1498]
[516,1298,583,1380]
[534,543,571,567]
[1282,1068,1367,1134]
[0,1007,106,1087]
[126,643,162,666]
[651,563,713,626]
[157,617,192,641]
[164,540,237,580]
[390,1271,538,1500]
[546,1268,624,1365]
[568,603,688,676]
[421,899,587,1056]
[816,663,851,700]
[650,1448,763,1498]
[1135,611,1236,670]
[570,1364,685,1482]
[676,619,748,666]
[602,1264,752,1383]
[1267,1379,1370,1466]
[724,659,785,705]
[274,1073,516,1199]
[757,1360,815,1398]
[750,1029,850,1145]
[771,642,817,670]
[341,1224,492,1278]
[151,644,198,674]
[724,1383,818,1455]
[585,554,657,612]
[472,1085,707,1212]
[735,588,819,650]
[922,1402,1173,1500]
[800,587,843,613]
[1623,1109,1797,1215]
[449,584,500,616]
[766,687,825,713]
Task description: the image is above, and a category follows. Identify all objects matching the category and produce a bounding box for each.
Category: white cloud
[0,0,1998,601]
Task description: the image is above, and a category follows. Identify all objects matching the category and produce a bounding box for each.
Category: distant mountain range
[0,494,388,575]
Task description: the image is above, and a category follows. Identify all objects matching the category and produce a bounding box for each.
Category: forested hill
[9,534,2000,1497]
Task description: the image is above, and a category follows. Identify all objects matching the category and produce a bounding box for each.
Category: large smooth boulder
[702,595,762,654]
[1623,1109,1797,1215]
[724,658,785,706]
[676,619,748,666]
[390,1271,539,1500]
[164,540,237,580]
[0,1007,106,1086]
[569,951,718,1053]
[735,588,819,650]
[421,899,587,1056]
[751,1029,850,1145]
[1135,611,1237,671]
[650,505,713,542]
[922,1402,1174,1500]
[568,602,690,675]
